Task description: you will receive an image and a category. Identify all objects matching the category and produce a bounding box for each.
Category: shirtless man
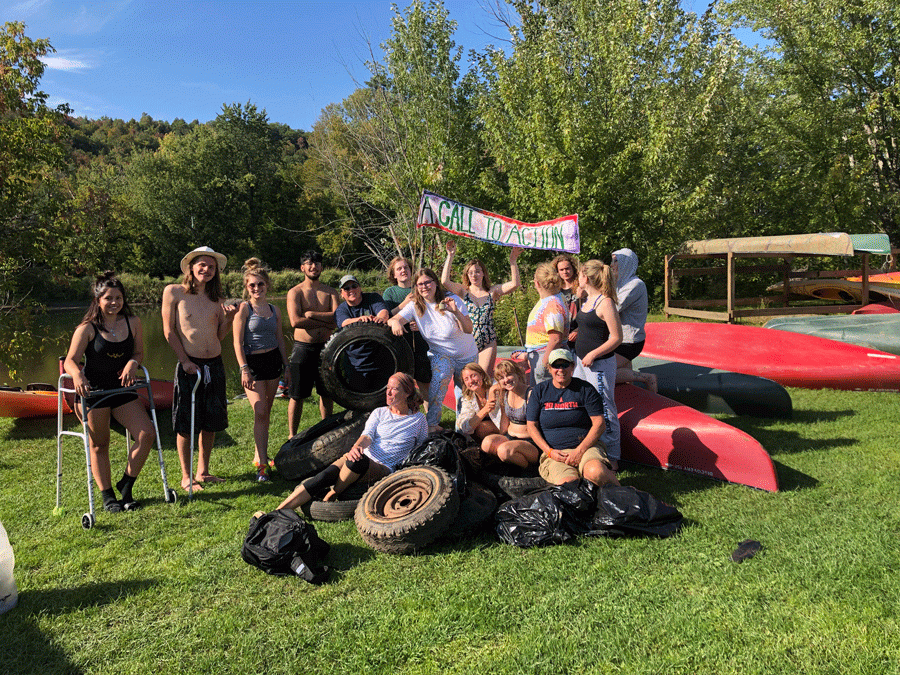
[162,246,238,492]
[286,250,340,437]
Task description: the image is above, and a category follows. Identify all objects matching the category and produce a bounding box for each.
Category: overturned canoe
[765,313,900,356]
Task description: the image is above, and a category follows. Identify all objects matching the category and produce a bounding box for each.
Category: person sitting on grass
[480,358,540,469]
[277,372,428,511]
[525,348,620,487]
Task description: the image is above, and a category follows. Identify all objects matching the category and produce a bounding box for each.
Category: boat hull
[631,356,792,418]
[644,322,900,391]
[765,314,900,356]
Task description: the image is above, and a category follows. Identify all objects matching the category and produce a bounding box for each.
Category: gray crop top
[243,303,279,352]
[503,392,528,425]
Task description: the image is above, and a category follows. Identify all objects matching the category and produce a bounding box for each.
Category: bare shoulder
[163,283,185,301]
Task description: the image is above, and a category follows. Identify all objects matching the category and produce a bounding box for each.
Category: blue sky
[5,0,722,131]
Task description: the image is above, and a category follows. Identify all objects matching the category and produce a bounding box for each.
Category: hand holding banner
[417,190,580,253]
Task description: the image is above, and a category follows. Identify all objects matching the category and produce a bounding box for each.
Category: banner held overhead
[417,190,579,253]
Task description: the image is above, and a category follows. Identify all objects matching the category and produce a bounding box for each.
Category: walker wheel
[165,488,177,504]
[81,513,95,530]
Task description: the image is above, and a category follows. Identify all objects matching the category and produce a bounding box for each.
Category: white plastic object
[0,521,18,614]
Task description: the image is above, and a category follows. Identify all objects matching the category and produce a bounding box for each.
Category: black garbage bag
[399,429,468,497]
[241,509,331,584]
[495,480,684,547]
[494,488,572,548]
[589,485,684,538]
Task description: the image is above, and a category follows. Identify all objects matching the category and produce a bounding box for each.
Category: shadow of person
[0,579,156,674]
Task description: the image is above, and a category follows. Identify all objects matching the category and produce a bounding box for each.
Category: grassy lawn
[1,385,898,674]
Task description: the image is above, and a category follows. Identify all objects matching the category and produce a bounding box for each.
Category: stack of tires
[276,324,502,554]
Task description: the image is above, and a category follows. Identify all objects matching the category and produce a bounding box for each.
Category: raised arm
[440,240,468,297]
[495,247,523,296]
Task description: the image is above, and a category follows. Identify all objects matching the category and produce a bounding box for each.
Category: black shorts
[246,348,284,382]
[172,356,228,434]
[77,390,138,411]
[614,340,645,361]
[289,341,327,400]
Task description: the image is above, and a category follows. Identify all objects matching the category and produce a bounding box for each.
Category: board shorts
[172,356,228,434]
[614,340,645,361]
[538,445,611,484]
[246,348,284,382]
[289,341,327,400]
[77,389,138,411]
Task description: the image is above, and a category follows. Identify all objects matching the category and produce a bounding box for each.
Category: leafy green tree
[311,0,485,270]
[727,0,900,246]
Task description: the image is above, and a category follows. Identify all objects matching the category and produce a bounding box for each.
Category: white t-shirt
[398,294,478,360]
[362,406,430,470]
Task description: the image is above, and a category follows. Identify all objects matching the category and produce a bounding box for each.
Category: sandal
[254,461,269,483]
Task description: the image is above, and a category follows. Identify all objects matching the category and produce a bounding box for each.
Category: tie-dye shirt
[525,294,570,350]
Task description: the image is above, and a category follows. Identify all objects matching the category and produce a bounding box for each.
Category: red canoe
[0,379,174,419]
[644,322,900,392]
[616,384,777,492]
[444,357,778,491]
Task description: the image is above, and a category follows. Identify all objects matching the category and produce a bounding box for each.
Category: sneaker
[255,462,268,482]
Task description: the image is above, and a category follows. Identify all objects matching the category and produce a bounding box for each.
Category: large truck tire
[274,413,369,482]
[318,323,414,412]
[354,466,459,554]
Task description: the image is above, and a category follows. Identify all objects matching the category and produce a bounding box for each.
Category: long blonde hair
[241,257,271,300]
[412,268,448,317]
[580,259,617,304]
[460,259,491,292]
[460,362,492,401]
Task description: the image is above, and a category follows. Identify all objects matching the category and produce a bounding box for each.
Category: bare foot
[181,477,203,492]
[322,489,337,502]
[196,474,225,484]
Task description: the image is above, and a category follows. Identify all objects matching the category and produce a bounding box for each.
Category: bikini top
[503,391,528,425]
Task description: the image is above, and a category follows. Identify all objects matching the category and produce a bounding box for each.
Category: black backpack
[241,509,331,584]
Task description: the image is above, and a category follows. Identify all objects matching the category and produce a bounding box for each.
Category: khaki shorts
[538,445,611,484]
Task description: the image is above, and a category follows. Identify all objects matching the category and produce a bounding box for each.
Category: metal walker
[56,366,177,529]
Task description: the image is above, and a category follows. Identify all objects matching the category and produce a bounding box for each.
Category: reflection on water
[2,300,291,397]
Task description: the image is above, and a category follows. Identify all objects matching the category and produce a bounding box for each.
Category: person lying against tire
[334,274,391,393]
[277,372,429,510]
[480,359,540,469]
[525,348,620,487]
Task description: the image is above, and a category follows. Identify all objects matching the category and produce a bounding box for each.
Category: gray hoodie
[612,248,647,344]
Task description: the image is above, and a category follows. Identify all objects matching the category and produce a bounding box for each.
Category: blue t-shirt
[525,377,604,450]
[335,293,389,372]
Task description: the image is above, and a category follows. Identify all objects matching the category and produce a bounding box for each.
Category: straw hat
[180,246,227,275]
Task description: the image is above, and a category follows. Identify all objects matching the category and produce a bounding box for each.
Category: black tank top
[84,318,134,390]
[574,297,612,360]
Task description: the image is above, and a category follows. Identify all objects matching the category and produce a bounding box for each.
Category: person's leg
[426,353,453,429]
[481,433,506,456]
[112,399,155,504]
[288,397,303,438]
[614,353,657,391]
[319,394,332,420]
[581,457,619,487]
[537,452,578,485]
[195,430,223,482]
[278,458,345,510]
[497,439,540,468]
[595,356,621,466]
[324,455,389,502]
[176,433,201,492]
[85,407,113,491]
[478,342,498,378]
[245,380,270,467]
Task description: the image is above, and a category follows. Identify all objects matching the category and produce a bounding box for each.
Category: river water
[2,300,291,395]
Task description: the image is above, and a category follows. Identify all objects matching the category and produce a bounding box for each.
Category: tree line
[3,0,899,312]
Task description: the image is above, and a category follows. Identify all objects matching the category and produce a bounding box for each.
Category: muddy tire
[300,480,375,522]
[319,323,414,412]
[443,482,497,540]
[354,466,459,554]
[274,413,369,481]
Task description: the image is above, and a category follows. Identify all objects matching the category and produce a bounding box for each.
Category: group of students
[63,242,652,514]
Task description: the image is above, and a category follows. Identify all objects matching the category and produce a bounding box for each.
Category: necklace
[102,317,119,338]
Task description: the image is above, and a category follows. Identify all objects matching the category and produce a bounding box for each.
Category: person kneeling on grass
[277,372,429,511]
[525,348,620,487]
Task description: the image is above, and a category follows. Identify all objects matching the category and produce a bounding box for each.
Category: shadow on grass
[3,415,58,440]
[0,579,157,675]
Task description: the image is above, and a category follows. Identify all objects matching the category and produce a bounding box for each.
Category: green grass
[1,387,899,674]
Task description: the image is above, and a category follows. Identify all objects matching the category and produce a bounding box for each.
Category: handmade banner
[417,190,579,253]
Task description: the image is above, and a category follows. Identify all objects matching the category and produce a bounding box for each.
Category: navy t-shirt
[525,377,604,450]
[335,293,389,372]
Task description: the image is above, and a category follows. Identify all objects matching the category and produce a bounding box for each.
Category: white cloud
[8,0,50,16]
[42,54,91,72]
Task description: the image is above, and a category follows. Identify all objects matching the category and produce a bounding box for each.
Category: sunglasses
[343,283,360,290]
[416,280,435,288]
[550,361,574,370]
